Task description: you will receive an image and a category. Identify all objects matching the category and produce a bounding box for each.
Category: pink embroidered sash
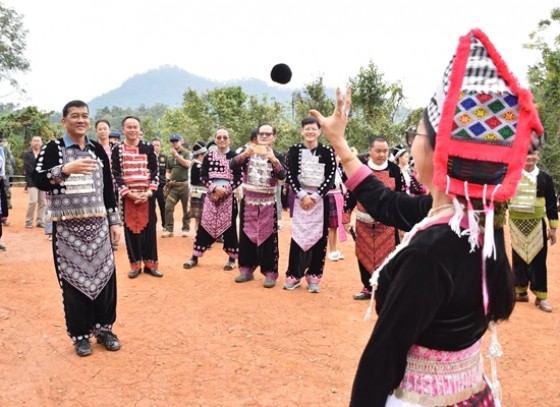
[392,341,486,406]
[243,204,275,246]
[328,188,347,242]
[201,194,234,239]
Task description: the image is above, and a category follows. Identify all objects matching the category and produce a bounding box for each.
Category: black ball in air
[270,63,292,84]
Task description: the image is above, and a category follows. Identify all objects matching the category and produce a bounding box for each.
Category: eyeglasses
[258,132,274,137]
[406,131,429,147]
[216,135,229,140]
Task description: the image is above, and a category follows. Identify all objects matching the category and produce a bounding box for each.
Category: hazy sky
[2,0,558,114]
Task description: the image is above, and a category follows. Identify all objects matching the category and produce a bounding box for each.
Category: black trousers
[55,267,117,340]
[154,185,166,228]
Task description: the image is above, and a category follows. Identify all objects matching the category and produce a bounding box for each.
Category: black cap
[271,63,292,85]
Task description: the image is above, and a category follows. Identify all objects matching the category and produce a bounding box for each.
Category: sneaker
[161,230,173,238]
[96,331,121,351]
[328,251,339,261]
[515,293,529,302]
[74,338,92,357]
[25,224,33,229]
[263,273,277,288]
[283,279,301,291]
[181,231,189,237]
[234,273,254,283]
[36,223,44,228]
[535,298,553,313]
[308,282,320,293]
[223,260,236,271]
[336,250,344,260]
[0,244,6,251]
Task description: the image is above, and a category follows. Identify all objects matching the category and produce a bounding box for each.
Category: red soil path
[1,187,559,406]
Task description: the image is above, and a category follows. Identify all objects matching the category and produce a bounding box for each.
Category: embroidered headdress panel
[426,29,543,203]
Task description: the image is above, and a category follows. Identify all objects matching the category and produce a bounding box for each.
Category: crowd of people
[0,27,558,407]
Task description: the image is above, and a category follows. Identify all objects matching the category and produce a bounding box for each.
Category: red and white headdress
[423,28,544,257]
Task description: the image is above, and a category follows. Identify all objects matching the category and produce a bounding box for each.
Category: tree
[525,7,560,189]
[346,62,406,152]
[0,3,30,93]
[0,106,57,174]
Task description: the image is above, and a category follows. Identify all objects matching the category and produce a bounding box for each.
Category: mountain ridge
[87,65,309,114]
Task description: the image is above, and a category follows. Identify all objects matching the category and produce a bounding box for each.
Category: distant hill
[88,65,307,115]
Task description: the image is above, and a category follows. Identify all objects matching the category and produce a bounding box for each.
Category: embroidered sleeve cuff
[550,220,558,229]
[107,208,121,226]
[120,187,130,196]
[345,165,371,191]
[311,192,321,202]
[296,190,307,200]
[50,164,69,184]
[208,183,217,193]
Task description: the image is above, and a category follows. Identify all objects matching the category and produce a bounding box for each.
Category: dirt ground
[1,186,559,406]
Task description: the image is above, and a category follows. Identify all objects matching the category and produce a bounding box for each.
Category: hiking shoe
[96,331,121,351]
[183,258,198,269]
[74,338,92,357]
[161,230,173,238]
[223,260,236,271]
[235,273,254,283]
[283,279,301,291]
[308,282,320,293]
[535,298,552,313]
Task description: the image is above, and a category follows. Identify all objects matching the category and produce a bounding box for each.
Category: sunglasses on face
[216,135,229,140]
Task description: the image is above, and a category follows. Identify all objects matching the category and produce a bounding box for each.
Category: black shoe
[183,258,198,269]
[353,292,372,301]
[223,260,236,271]
[128,269,141,279]
[74,338,92,357]
[144,267,163,277]
[96,331,121,351]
